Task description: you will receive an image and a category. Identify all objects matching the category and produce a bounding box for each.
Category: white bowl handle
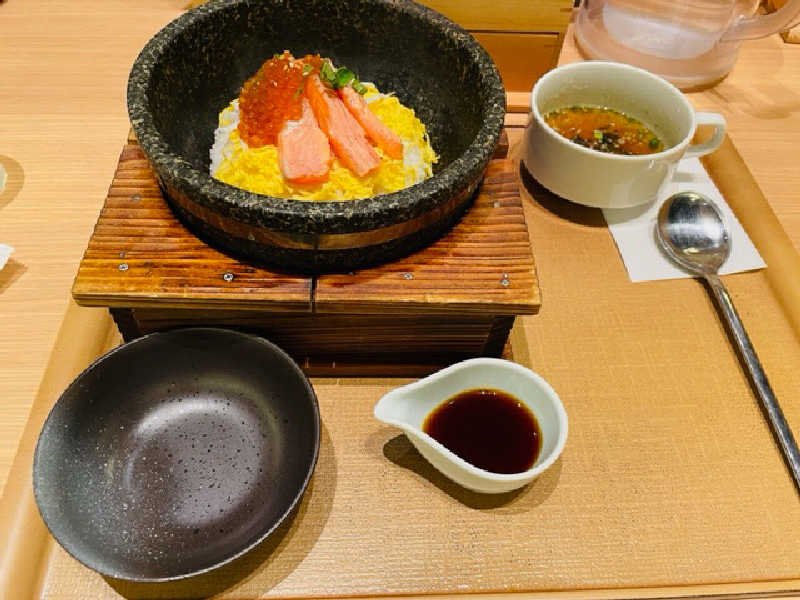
[684,112,727,159]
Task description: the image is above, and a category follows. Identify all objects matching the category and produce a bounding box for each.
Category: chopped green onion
[302,63,313,76]
[649,137,660,149]
[335,67,355,89]
[593,129,604,140]
[318,61,368,92]
[320,61,337,87]
[273,53,281,60]
[292,86,303,100]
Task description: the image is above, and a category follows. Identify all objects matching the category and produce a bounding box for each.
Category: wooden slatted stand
[72,132,540,376]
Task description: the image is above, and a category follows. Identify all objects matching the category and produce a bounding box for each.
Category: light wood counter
[2,3,800,598]
[0,0,189,500]
[2,0,800,503]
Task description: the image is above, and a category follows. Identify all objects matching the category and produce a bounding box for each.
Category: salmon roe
[237,51,324,147]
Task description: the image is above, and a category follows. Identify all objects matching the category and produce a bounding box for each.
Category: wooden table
[3,0,800,505]
[2,2,800,599]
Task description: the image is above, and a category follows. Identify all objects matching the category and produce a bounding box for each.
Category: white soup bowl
[523,61,726,209]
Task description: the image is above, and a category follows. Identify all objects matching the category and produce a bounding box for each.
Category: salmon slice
[339,85,404,160]
[305,74,380,178]
[277,97,331,185]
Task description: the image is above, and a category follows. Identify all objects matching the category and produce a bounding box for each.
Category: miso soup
[544,105,663,155]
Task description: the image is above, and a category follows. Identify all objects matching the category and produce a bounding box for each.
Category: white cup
[522,61,726,209]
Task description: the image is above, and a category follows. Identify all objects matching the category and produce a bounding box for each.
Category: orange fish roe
[237,51,324,147]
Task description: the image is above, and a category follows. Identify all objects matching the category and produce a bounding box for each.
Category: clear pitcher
[575,0,800,88]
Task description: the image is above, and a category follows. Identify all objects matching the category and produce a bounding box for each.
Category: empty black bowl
[127,0,505,273]
[32,328,320,581]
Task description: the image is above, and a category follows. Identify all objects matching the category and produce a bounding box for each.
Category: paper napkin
[0,163,13,272]
[602,157,766,282]
[0,244,12,271]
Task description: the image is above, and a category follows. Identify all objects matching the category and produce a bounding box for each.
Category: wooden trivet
[73,131,540,375]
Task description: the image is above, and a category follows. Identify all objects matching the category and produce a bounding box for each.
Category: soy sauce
[422,388,541,474]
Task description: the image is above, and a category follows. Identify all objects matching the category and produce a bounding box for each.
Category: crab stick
[305,74,380,178]
[339,85,404,160]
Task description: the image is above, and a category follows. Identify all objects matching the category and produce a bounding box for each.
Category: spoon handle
[706,273,800,492]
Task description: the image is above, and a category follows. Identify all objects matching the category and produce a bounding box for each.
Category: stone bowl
[127,0,505,273]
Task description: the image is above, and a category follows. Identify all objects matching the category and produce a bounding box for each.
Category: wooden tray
[3,117,800,600]
[70,132,540,376]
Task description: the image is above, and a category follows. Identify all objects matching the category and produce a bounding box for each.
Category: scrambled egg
[210,85,437,201]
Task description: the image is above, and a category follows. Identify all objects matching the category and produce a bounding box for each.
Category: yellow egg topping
[210,83,438,201]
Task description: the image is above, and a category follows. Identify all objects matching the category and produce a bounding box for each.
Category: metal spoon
[656,191,800,493]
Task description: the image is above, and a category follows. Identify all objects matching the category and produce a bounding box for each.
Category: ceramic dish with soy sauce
[374,358,568,494]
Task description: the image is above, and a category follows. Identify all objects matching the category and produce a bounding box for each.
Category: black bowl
[127,0,505,273]
[32,328,320,582]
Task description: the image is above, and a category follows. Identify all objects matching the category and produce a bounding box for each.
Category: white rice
[209,99,244,176]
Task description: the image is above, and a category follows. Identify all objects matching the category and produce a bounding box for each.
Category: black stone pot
[128,0,505,273]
